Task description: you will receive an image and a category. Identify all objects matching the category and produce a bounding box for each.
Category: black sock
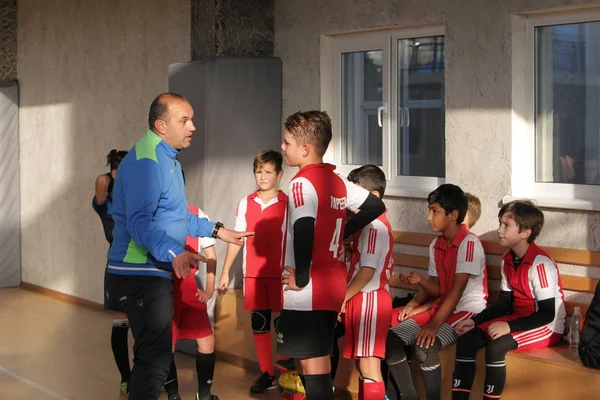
[110,324,130,384]
[417,339,442,400]
[197,351,216,399]
[453,328,487,400]
[164,353,179,397]
[483,335,517,399]
[303,373,334,400]
[385,332,418,400]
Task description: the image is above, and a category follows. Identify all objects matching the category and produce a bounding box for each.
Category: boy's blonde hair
[465,192,482,229]
[284,111,332,156]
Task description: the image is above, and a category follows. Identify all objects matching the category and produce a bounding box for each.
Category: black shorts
[276,309,338,359]
[104,266,125,313]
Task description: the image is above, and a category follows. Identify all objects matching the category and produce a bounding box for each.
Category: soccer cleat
[278,370,305,400]
[250,371,277,394]
[168,394,182,400]
[196,394,220,400]
[119,381,129,396]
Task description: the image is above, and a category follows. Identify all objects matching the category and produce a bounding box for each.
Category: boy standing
[385,184,487,400]
[341,165,394,399]
[278,110,385,400]
[452,200,566,399]
[164,205,220,400]
[219,150,288,393]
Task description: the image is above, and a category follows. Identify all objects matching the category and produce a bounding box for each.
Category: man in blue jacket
[107,93,251,400]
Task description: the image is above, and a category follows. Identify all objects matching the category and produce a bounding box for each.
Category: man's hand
[218,275,229,294]
[196,287,214,303]
[488,321,511,339]
[416,322,439,348]
[217,227,254,246]
[454,319,475,335]
[282,266,303,291]
[173,251,206,279]
[400,272,423,285]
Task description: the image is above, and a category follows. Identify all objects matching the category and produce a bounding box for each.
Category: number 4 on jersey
[329,218,343,258]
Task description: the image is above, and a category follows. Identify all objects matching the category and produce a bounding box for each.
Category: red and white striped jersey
[283,163,369,312]
[347,211,394,293]
[428,224,487,315]
[234,190,288,279]
[501,243,566,334]
[186,204,216,253]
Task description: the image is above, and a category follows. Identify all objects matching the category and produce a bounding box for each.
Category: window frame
[512,10,600,206]
[326,26,446,198]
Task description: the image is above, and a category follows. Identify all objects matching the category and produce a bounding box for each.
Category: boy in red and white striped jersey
[339,165,394,400]
[452,200,566,399]
[218,150,288,394]
[278,111,385,400]
[384,184,487,400]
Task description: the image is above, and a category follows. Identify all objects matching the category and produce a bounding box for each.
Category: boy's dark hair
[347,164,387,197]
[148,92,188,131]
[253,150,283,173]
[498,200,544,243]
[465,192,482,228]
[284,110,332,156]
[106,149,128,170]
[428,184,468,224]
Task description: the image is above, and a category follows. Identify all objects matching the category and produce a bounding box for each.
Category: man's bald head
[148,93,189,132]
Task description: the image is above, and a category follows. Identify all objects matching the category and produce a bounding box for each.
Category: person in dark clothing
[92,148,131,396]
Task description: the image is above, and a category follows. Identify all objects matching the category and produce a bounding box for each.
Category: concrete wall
[275,0,600,303]
[17,0,190,302]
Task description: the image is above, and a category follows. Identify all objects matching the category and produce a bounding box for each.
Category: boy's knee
[384,331,407,364]
[414,340,440,367]
[251,309,271,333]
[485,335,516,362]
[197,335,215,353]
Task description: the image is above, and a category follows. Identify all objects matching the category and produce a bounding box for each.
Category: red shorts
[244,277,281,311]
[343,289,392,359]
[391,306,475,329]
[172,269,213,345]
[478,314,562,350]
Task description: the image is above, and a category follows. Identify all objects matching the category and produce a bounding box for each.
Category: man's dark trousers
[109,274,173,400]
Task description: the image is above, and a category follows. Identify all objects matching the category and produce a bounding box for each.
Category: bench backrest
[390,231,599,316]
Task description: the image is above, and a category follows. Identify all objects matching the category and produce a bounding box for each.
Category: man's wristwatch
[211,222,224,239]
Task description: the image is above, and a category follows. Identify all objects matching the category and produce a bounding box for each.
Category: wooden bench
[379,231,600,400]
[213,230,600,399]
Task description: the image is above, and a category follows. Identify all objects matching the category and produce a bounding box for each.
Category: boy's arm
[198,245,217,302]
[342,178,385,238]
[505,257,558,332]
[284,178,318,289]
[473,261,513,325]
[218,199,247,293]
[343,223,387,305]
[417,273,470,347]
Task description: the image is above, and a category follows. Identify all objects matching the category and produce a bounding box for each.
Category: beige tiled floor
[0,288,280,400]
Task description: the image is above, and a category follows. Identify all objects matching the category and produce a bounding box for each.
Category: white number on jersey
[329,218,343,258]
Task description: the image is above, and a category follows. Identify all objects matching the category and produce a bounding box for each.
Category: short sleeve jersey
[501,243,567,334]
[233,190,288,279]
[347,212,394,293]
[428,224,487,314]
[283,163,369,312]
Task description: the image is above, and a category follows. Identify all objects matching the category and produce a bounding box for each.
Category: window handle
[377,104,387,128]
[405,107,410,128]
[399,107,404,127]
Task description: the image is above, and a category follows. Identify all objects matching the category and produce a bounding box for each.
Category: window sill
[383,187,431,200]
[502,195,600,212]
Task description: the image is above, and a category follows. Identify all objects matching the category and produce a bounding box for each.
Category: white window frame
[511,9,600,210]
[322,26,445,199]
